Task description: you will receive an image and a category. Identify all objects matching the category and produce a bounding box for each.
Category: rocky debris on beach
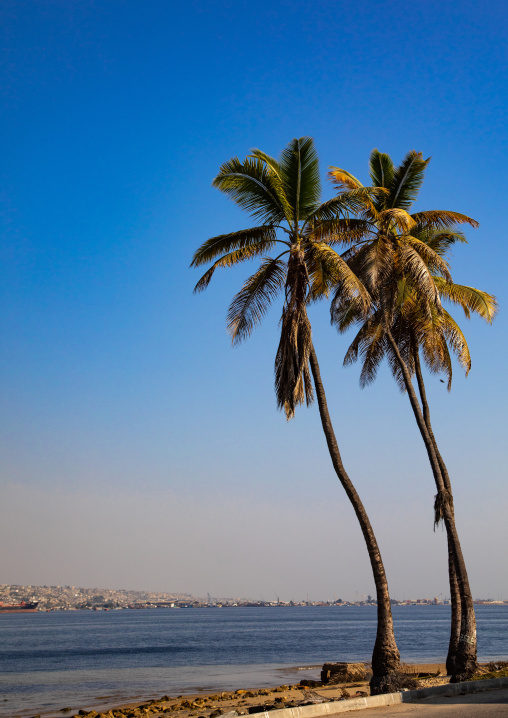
[42,662,459,718]
[321,662,369,684]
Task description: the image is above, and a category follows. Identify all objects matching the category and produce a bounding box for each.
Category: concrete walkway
[349,686,508,718]
[257,677,508,718]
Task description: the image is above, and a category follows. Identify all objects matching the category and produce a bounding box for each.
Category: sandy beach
[31,665,455,718]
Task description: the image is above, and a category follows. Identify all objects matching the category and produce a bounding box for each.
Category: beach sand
[43,667,454,718]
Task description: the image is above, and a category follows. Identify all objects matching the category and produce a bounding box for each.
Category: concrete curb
[253,676,508,718]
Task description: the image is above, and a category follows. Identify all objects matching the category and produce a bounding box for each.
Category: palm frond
[249,149,294,221]
[191,226,277,267]
[411,210,479,231]
[421,229,467,256]
[362,233,395,294]
[306,218,372,245]
[311,187,387,222]
[434,278,498,323]
[327,167,364,191]
[249,149,282,179]
[377,208,416,233]
[438,339,453,391]
[227,258,286,343]
[386,319,415,391]
[305,241,370,308]
[418,313,454,390]
[331,293,366,333]
[278,137,321,222]
[358,324,387,388]
[387,150,429,210]
[194,241,279,293]
[342,319,375,366]
[441,309,471,376]
[402,235,452,281]
[397,242,441,306]
[369,149,394,193]
[213,157,286,223]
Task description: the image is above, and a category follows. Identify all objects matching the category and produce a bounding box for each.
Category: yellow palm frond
[434,278,498,323]
[327,167,364,191]
[377,208,416,233]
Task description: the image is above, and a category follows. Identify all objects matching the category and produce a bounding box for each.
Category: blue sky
[1,0,507,603]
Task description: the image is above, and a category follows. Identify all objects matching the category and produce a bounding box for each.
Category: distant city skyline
[3,583,506,610]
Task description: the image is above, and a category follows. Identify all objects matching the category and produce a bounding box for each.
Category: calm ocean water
[0,605,507,718]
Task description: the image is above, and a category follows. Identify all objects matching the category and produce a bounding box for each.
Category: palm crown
[191,137,379,418]
[327,150,497,389]
[328,149,479,315]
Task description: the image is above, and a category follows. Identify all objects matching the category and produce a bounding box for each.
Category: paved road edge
[252,676,508,718]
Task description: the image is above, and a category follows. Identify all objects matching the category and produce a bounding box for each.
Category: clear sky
[1,0,507,602]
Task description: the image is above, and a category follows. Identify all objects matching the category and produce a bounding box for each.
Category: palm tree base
[369,672,419,695]
[450,663,477,683]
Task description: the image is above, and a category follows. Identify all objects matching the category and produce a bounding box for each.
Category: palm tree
[191,138,416,693]
[333,238,497,673]
[328,150,491,680]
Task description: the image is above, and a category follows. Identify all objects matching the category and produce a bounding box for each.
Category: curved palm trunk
[386,330,477,680]
[446,544,462,675]
[309,344,406,692]
[412,348,461,674]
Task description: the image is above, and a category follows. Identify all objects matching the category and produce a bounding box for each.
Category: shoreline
[11,660,508,718]
[9,663,465,718]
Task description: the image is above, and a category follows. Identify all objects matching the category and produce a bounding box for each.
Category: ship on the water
[0,601,38,613]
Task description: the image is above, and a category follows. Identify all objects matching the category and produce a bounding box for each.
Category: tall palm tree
[191,138,416,693]
[333,234,497,673]
[328,150,490,680]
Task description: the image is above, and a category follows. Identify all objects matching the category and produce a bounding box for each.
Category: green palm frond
[387,150,429,210]
[278,137,321,222]
[249,149,294,220]
[213,157,286,224]
[191,226,278,267]
[434,278,498,322]
[194,242,280,293]
[227,257,286,344]
[249,149,283,179]
[421,229,467,256]
[369,150,394,192]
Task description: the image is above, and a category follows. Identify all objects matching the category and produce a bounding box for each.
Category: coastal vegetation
[191,138,496,690]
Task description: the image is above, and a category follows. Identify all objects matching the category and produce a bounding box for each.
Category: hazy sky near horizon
[1,0,507,602]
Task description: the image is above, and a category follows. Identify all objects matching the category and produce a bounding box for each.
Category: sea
[1,605,507,718]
